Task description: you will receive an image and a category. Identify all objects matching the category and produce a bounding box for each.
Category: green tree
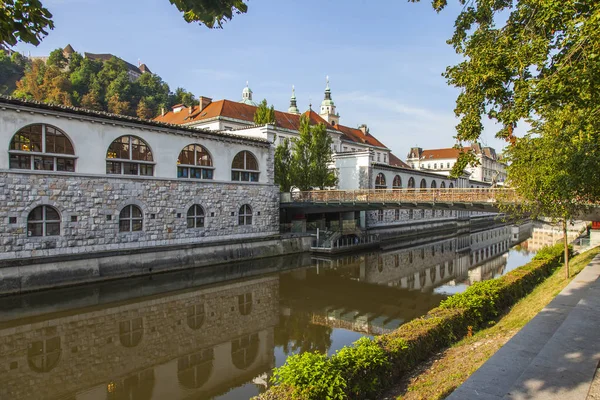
[0,50,26,94]
[274,138,293,192]
[415,0,600,274]
[413,0,600,176]
[14,59,47,101]
[504,108,600,277]
[1,0,248,48]
[310,122,337,189]
[290,116,314,191]
[169,87,196,107]
[46,48,67,69]
[253,98,276,125]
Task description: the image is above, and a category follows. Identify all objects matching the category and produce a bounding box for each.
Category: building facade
[0,96,280,262]
[406,143,507,184]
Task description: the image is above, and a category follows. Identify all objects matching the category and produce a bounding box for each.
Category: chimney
[199,96,212,112]
[188,104,192,115]
[161,107,165,117]
[359,124,369,135]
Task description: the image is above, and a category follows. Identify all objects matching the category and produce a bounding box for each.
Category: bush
[257,243,567,400]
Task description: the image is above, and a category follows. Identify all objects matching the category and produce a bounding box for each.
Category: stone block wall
[0,171,280,261]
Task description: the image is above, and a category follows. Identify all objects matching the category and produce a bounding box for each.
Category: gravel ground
[588,365,600,399]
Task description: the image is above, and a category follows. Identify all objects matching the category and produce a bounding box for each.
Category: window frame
[392,175,402,189]
[9,124,76,172]
[27,205,61,237]
[187,204,205,229]
[231,151,260,182]
[106,135,155,177]
[375,173,387,189]
[119,204,144,233]
[238,204,253,226]
[177,144,215,180]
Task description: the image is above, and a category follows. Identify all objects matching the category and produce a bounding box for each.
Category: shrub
[257,243,567,400]
[272,351,346,400]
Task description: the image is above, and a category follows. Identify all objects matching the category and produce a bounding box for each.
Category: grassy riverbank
[384,246,600,400]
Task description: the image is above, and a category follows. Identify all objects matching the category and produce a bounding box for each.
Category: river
[0,222,544,400]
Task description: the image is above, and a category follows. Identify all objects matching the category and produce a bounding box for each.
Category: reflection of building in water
[0,276,279,400]
[524,221,586,251]
[300,224,515,334]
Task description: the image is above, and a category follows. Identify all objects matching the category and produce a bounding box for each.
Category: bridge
[281,188,519,214]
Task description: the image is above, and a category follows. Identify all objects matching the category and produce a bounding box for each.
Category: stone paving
[448,254,600,399]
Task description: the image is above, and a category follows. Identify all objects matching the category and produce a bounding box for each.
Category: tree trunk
[563,219,569,279]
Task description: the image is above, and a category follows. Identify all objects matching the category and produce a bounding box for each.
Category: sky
[13,0,513,160]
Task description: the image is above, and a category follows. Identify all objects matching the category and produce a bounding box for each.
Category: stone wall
[0,171,280,261]
[0,275,279,400]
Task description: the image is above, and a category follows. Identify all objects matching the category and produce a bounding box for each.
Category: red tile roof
[419,147,471,160]
[389,153,410,168]
[154,100,391,150]
[333,124,387,148]
[155,100,334,131]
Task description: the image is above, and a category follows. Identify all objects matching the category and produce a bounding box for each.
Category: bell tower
[319,76,339,125]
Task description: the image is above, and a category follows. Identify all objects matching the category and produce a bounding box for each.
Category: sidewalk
[447,254,600,399]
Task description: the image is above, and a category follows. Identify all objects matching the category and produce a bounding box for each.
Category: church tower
[288,85,300,114]
[319,76,339,125]
[240,81,257,106]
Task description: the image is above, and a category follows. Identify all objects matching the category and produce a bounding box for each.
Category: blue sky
[14,0,511,160]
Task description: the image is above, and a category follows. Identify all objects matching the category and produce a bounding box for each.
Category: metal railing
[287,188,519,205]
[312,233,380,249]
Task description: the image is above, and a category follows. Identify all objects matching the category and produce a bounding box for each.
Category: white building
[406,144,507,184]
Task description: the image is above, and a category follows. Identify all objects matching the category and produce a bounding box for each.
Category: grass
[388,246,600,400]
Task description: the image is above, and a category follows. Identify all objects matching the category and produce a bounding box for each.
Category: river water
[0,222,542,400]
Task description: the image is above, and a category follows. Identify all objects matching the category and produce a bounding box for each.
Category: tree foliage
[253,98,276,125]
[10,48,194,118]
[415,0,600,275]
[274,137,293,192]
[1,0,248,48]
[275,115,337,192]
[0,50,26,93]
[1,0,54,47]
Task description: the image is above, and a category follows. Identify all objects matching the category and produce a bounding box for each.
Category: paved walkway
[448,254,600,400]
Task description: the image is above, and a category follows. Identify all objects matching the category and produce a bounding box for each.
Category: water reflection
[0,222,535,400]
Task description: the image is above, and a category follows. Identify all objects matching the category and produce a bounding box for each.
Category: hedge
[254,243,570,400]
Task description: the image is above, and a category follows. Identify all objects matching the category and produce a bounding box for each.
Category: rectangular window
[56,158,75,172]
[33,156,54,171]
[378,210,384,222]
[106,161,121,174]
[9,154,31,169]
[123,163,139,175]
[395,209,400,220]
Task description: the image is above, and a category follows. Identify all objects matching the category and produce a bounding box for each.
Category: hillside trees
[274,115,338,191]
[9,48,193,118]
[1,0,248,48]
[0,51,26,93]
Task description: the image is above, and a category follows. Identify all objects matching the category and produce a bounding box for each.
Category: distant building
[406,143,507,184]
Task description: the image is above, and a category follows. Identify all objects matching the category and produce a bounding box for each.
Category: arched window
[239,204,252,226]
[420,179,427,189]
[178,349,214,389]
[407,177,415,188]
[375,173,386,189]
[231,151,259,182]
[28,337,61,373]
[119,318,143,348]
[177,144,214,179]
[187,205,205,229]
[238,293,252,315]
[27,205,60,237]
[106,136,154,176]
[431,180,437,189]
[393,175,402,188]
[231,333,259,370]
[186,304,205,330]
[10,124,75,172]
[440,182,446,188]
[119,205,143,232]
[449,182,454,188]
